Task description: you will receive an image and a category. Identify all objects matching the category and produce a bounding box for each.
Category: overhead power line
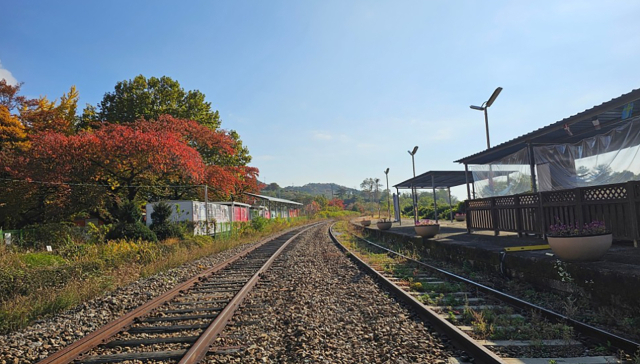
[0,177,208,189]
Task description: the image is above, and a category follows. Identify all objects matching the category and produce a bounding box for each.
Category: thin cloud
[0,60,17,85]
[428,127,454,141]
[312,131,333,140]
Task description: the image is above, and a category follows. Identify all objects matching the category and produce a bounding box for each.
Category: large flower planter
[415,224,440,238]
[547,233,612,262]
[455,215,466,222]
[361,220,371,227]
[376,221,392,230]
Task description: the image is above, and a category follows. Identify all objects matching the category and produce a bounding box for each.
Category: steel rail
[37,226,306,364]
[179,223,318,364]
[346,224,640,355]
[329,225,505,364]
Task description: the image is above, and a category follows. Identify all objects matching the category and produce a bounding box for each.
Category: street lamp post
[470,87,502,149]
[471,87,502,196]
[408,146,419,224]
[384,168,390,220]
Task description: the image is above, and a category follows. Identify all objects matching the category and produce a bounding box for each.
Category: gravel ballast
[207,223,455,363]
[1,223,456,363]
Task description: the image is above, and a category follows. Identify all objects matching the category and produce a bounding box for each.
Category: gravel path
[207,223,455,363]
[0,236,268,364]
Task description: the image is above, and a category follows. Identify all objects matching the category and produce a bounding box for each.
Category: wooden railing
[465,181,640,243]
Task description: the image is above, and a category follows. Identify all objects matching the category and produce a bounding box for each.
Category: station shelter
[455,88,640,246]
[244,193,303,219]
[394,171,474,224]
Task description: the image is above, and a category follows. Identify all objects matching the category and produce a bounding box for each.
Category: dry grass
[0,218,314,334]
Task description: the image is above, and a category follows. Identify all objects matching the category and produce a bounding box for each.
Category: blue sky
[2,1,640,199]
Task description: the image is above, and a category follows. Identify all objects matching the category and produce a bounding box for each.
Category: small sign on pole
[46,245,53,252]
[4,233,11,245]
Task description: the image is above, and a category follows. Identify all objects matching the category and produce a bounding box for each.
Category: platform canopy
[456,88,640,197]
[244,193,303,206]
[456,88,640,165]
[393,170,473,189]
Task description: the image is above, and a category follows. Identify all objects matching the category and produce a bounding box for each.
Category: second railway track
[330,221,640,364]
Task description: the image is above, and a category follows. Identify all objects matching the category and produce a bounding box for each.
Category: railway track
[330,223,640,364]
[37,223,320,364]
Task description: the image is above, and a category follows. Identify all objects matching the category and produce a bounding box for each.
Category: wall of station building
[145,200,300,236]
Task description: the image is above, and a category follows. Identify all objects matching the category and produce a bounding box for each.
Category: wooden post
[515,195,523,237]
[528,143,538,193]
[448,187,453,222]
[432,175,438,223]
[472,178,476,199]
[465,164,471,200]
[465,200,471,234]
[538,190,545,238]
[575,187,584,228]
[491,197,499,236]
[627,181,638,247]
[396,187,401,226]
[204,185,209,236]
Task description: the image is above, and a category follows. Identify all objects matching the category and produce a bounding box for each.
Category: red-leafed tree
[0,78,264,228]
[304,201,321,216]
[328,198,345,210]
[0,123,208,225]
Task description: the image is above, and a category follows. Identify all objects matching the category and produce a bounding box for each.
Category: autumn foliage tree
[0,78,263,228]
[327,198,345,210]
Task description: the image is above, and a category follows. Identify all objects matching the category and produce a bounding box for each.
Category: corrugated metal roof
[211,201,251,207]
[456,88,640,165]
[393,170,473,189]
[244,193,303,206]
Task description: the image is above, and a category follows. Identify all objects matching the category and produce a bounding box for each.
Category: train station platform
[351,218,640,306]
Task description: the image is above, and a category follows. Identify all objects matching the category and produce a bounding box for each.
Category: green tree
[83,75,221,129]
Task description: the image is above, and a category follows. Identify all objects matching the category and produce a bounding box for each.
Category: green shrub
[116,200,143,224]
[86,223,111,245]
[251,216,269,232]
[19,223,82,250]
[106,222,157,242]
[150,202,185,240]
[19,253,67,268]
[150,201,173,224]
[182,235,213,248]
[108,200,158,242]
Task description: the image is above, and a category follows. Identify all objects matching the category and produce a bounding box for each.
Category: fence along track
[38,223,320,364]
[330,224,639,364]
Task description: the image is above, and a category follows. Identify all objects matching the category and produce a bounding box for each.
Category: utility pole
[204,185,209,235]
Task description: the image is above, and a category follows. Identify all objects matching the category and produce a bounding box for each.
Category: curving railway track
[330,222,640,364]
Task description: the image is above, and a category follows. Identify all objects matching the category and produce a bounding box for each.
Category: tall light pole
[384,168,390,220]
[471,87,502,196]
[470,87,502,149]
[408,146,419,224]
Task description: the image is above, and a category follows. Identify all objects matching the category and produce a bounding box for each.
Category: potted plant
[454,213,466,222]
[376,218,392,230]
[361,219,371,227]
[547,219,612,262]
[415,219,440,238]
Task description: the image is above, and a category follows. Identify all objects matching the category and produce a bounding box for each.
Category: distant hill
[287,183,359,198]
[261,182,359,199]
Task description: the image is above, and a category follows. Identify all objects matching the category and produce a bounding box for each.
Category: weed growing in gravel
[470,310,494,340]
[633,347,640,364]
